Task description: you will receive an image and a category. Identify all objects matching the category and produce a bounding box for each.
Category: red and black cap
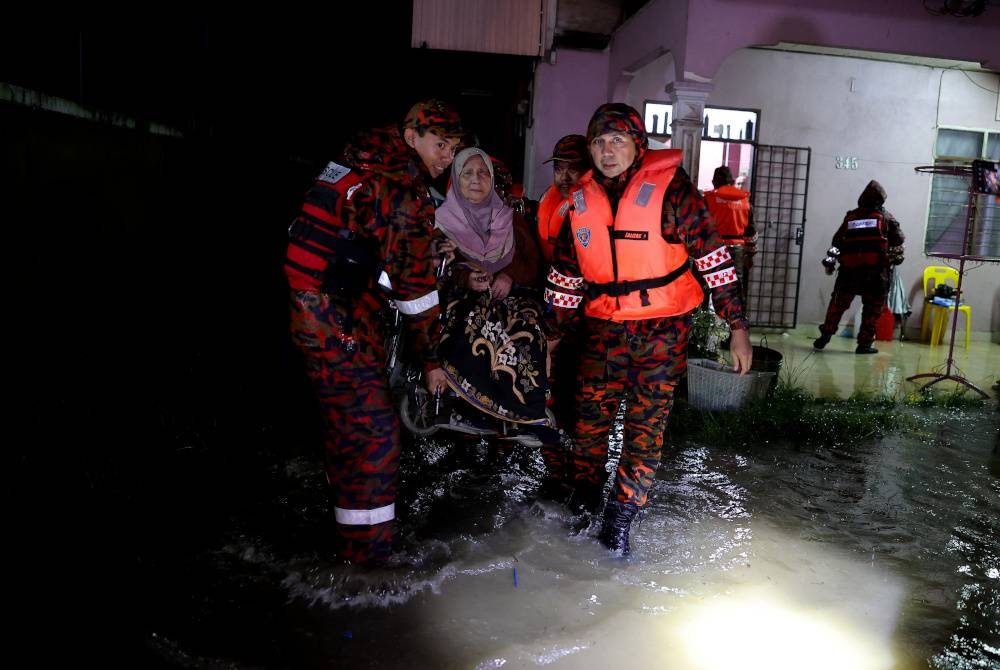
[543,134,590,166]
[403,99,464,139]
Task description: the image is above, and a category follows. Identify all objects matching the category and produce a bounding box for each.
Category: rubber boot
[599,500,639,555]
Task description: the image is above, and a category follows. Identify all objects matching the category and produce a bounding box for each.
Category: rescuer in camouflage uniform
[544,103,752,555]
[285,100,463,566]
[533,135,592,499]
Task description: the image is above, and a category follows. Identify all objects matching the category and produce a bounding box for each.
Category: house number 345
[835,156,859,170]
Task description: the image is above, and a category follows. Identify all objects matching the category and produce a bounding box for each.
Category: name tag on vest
[848,218,878,229]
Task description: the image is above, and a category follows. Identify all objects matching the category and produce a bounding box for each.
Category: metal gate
[747,145,811,329]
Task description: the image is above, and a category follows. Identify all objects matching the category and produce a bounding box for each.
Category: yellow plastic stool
[921,265,971,348]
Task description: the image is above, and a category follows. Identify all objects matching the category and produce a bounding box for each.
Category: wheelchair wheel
[399,384,440,436]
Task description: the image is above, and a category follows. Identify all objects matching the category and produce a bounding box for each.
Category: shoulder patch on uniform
[576,227,591,248]
[318,161,352,185]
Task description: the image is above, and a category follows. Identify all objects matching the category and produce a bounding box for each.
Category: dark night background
[3,13,537,665]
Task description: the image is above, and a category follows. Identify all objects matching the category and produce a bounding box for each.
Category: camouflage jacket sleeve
[668,168,748,330]
[351,177,443,373]
[744,205,759,252]
[884,209,905,248]
[884,209,905,265]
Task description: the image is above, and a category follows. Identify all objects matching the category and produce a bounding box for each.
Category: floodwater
[139,405,999,669]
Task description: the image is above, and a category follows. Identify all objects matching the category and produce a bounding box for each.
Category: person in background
[544,103,752,555]
[813,179,904,355]
[536,134,592,264]
[533,134,592,497]
[703,165,757,304]
[284,99,463,566]
[434,148,549,430]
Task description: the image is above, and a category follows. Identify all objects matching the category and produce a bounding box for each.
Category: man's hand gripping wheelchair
[384,306,559,448]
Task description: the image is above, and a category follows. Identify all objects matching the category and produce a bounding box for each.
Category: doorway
[747,145,811,329]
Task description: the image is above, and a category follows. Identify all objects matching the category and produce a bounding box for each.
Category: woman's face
[589,132,636,179]
[458,154,493,204]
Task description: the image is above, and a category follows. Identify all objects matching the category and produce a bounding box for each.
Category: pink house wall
[530,49,609,199]
[529,0,1000,197]
[618,0,1000,82]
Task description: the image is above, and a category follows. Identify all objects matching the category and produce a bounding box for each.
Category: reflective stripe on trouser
[290,290,399,564]
[570,317,686,508]
[818,269,889,346]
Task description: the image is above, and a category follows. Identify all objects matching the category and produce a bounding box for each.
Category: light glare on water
[145,405,999,669]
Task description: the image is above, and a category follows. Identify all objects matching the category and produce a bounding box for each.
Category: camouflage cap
[543,134,590,166]
[403,99,464,139]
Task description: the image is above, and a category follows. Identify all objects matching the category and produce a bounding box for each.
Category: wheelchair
[383,302,561,448]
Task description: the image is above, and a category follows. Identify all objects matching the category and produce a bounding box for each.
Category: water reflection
[145,406,999,669]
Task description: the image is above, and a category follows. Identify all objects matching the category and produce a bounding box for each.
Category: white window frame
[643,101,760,192]
[924,127,1000,259]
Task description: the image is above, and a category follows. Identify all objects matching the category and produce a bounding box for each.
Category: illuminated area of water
[146,406,999,669]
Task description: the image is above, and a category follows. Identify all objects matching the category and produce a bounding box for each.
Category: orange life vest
[704,185,751,244]
[536,185,572,262]
[568,150,704,321]
[835,209,889,269]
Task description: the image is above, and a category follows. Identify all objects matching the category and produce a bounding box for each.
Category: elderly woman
[434,148,549,427]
